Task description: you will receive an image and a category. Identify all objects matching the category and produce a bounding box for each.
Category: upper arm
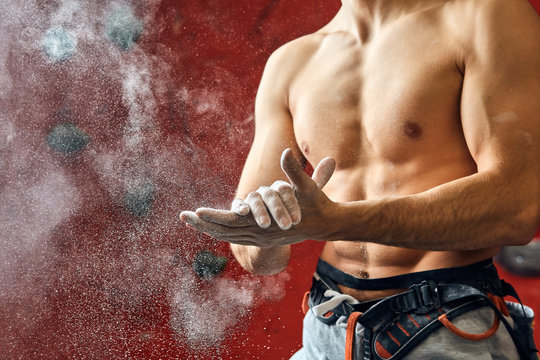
[460,0,540,174]
[236,46,305,198]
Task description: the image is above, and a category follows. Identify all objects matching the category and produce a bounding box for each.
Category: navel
[358,270,370,279]
[403,121,423,138]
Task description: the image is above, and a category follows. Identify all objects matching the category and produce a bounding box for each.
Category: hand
[179,148,338,247]
[230,180,300,230]
[231,149,337,229]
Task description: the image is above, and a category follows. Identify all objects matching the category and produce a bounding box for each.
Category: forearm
[334,169,539,250]
[230,244,291,276]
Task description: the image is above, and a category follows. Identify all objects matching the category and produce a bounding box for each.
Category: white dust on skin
[491,111,519,124]
[491,112,533,147]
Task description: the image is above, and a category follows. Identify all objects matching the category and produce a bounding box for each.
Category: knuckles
[247,181,295,203]
[245,191,263,203]
[273,182,294,196]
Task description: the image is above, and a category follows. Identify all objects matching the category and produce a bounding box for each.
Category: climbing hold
[105,6,144,51]
[47,122,90,154]
[192,250,228,279]
[42,27,77,62]
[124,182,155,217]
[496,241,540,277]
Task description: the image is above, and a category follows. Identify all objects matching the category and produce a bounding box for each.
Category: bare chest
[289,22,466,172]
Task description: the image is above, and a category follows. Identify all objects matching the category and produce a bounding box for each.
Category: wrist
[323,198,383,242]
[321,200,350,241]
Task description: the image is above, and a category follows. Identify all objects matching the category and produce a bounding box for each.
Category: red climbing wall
[0,1,338,359]
[0,1,539,359]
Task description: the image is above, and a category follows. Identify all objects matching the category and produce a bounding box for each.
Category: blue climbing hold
[105,6,144,51]
[42,27,77,62]
[47,122,90,154]
[192,250,228,280]
[124,182,155,217]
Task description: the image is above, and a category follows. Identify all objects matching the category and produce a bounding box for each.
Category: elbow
[244,252,290,276]
[230,244,290,276]
[499,168,540,246]
[241,257,289,276]
[249,264,288,276]
[505,197,540,247]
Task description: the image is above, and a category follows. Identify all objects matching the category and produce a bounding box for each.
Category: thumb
[281,148,313,190]
[311,157,336,189]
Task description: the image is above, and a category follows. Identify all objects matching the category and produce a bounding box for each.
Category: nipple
[403,121,422,138]
[301,140,310,155]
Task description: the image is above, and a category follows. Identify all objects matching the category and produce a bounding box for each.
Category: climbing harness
[303,259,538,360]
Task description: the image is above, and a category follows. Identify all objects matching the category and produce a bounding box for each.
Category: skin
[181,0,540,301]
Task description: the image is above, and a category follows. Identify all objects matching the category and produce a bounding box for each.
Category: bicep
[236,54,303,198]
[460,0,540,174]
[236,115,299,198]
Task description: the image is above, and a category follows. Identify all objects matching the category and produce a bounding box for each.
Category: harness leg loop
[346,311,363,360]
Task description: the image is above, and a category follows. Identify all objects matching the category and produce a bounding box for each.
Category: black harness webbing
[309,259,538,360]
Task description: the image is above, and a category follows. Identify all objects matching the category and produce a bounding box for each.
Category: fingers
[311,157,336,189]
[281,148,336,191]
[195,207,254,227]
[272,180,301,225]
[244,191,271,228]
[180,210,247,238]
[183,150,333,234]
[281,148,312,190]
[180,211,277,247]
[231,198,250,215]
[245,185,294,230]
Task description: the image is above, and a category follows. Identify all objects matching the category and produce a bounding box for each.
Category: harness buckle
[412,280,441,314]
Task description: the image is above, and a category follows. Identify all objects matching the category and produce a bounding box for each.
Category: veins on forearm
[339,171,537,251]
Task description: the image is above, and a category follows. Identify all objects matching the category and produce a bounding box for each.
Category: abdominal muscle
[317,161,499,302]
[320,243,498,301]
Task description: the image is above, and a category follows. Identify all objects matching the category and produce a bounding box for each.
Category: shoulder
[445,0,539,21]
[469,0,539,35]
[260,32,326,86]
[256,32,328,108]
[445,0,540,41]
[442,0,540,65]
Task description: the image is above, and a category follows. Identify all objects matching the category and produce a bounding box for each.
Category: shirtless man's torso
[282,0,488,300]
[181,0,540,302]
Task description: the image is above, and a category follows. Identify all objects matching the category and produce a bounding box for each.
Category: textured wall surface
[0,1,538,359]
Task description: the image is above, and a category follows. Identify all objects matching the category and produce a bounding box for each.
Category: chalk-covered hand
[179,148,338,247]
[230,178,301,230]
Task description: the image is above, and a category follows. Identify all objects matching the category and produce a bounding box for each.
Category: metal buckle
[412,280,441,314]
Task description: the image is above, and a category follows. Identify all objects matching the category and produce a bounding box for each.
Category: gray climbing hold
[192,250,228,279]
[496,242,540,277]
[105,6,144,51]
[47,122,90,153]
[42,27,77,62]
[124,182,155,217]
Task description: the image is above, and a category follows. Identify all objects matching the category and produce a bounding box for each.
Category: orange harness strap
[438,294,508,341]
[438,312,500,341]
[345,295,508,359]
[345,311,363,360]
[301,291,310,315]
